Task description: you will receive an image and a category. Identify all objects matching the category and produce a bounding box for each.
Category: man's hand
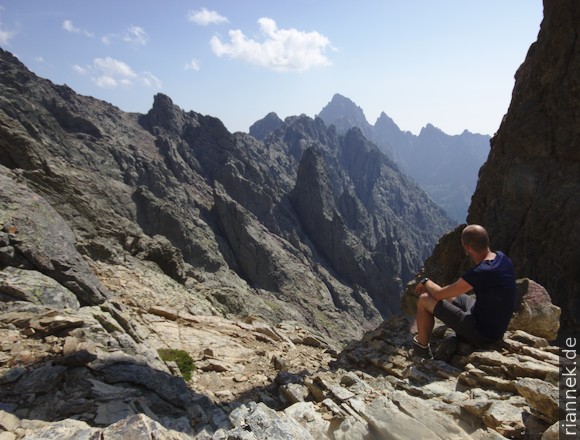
[415,282,427,296]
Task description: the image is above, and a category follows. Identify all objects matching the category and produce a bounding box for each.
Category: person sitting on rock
[413,224,517,360]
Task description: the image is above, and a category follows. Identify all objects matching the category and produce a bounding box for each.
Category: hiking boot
[412,336,433,360]
[434,335,459,362]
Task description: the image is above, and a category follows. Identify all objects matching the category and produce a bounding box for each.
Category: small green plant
[158,348,195,381]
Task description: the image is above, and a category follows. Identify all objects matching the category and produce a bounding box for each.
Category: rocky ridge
[315,93,491,222]
[0,46,454,344]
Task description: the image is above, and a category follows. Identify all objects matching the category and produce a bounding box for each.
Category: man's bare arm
[416,278,473,301]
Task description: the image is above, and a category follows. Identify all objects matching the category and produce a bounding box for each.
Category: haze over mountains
[249,94,491,222]
[317,94,491,222]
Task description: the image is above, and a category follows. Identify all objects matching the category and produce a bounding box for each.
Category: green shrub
[158,348,195,381]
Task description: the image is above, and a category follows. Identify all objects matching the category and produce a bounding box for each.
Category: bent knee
[417,293,438,312]
[417,292,431,304]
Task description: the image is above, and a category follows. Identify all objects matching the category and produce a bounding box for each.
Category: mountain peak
[418,123,446,138]
[146,93,189,134]
[249,112,283,140]
[318,93,369,129]
[375,112,400,131]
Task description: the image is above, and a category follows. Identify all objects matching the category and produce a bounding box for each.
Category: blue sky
[1,1,542,136]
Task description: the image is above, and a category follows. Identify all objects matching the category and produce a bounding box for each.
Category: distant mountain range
[316,94,491,222]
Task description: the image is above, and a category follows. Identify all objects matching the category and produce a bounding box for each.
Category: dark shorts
[433,294,498,345]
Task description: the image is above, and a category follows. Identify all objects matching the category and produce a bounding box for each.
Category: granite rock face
[0,168,109,306]
[422,0,580,342]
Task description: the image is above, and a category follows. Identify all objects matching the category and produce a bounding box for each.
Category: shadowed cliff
[421,0,579,343]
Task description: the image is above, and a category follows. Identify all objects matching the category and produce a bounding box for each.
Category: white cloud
[0,28,13,44]
[101,33,115,45]
[93,57,136,78]
[0,10,16,44]
[185,59,201,71]
[73,57,161,90]
[210,18,334,72]
[187,8,229,26]
[62,20,77,32]
[123,26,148,46]
[62,19,94,37]
[73,64,87,74]
[101,26,148,47]
[140,71,162,88]
[94,75,120,88]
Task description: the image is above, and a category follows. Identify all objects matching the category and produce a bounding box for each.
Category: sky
[0,1,543,136]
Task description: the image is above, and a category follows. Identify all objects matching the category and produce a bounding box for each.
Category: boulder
[0,266,80,309]
[14,413,192,440]
[102,414,193,439]
[514,378,559,424]
[0,410,19,432]
[508,279,560,340]
[226,402,315,439]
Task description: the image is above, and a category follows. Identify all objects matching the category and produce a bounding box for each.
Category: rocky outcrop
[337,316,561,440]
[422,0,580,341]
[0,278,562,439]
[290,146,398,315]
[0,300,199,437]
[0,168,109,306]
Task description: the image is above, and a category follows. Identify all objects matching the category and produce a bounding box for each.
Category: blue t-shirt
[461,251,517,339]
